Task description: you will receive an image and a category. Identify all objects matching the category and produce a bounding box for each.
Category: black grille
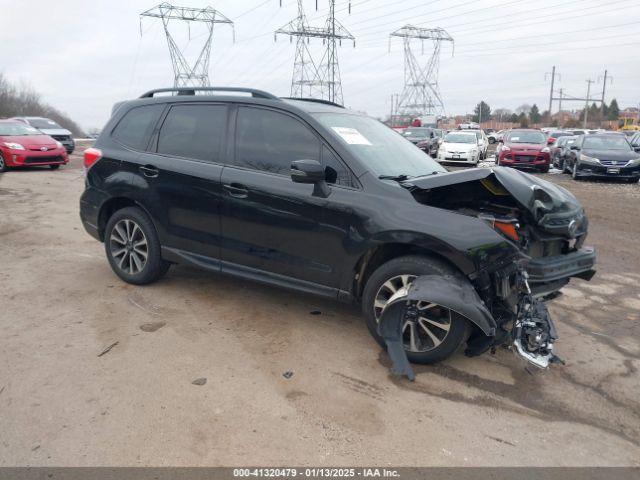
[599,159,628,166]
[51,135,70,142]
[515,155,536,162]
[25,156,64,164]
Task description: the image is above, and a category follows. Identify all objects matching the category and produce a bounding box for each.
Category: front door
[219,105,360,291]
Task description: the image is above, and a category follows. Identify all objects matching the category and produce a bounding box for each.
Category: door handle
[223,183,249,198]
[139,165,159,178]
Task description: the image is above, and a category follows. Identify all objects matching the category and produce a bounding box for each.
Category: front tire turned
[104,206,170,285]
[362,255,468,365]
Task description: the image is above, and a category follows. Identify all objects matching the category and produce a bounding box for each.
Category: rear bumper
[527,247,596,284]
[80,186,109,241]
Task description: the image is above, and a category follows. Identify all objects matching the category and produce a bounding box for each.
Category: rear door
[219,105,360,291]
[129,103,229,262]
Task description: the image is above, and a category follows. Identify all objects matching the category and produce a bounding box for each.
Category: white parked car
[436,131,482,165]
[467,129,489,159]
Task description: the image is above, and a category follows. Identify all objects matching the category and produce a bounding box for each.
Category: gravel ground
[0,143,639,467]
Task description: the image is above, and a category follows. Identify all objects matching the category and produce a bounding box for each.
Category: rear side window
[112,104,164,151]
[157,104,227,162]
[235,107,320,175]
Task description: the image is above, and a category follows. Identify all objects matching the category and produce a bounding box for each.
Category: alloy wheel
[374,274,452,353]
[109,219,148,275]
[0,154,5,171]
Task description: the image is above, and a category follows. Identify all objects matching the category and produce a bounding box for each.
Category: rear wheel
[104,207,170,285]
[0,153,6,173]
[362,255,468,364]
[49,164,60,170]
[540,166,550,173]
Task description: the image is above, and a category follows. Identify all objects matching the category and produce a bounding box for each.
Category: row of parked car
[0,116,74,172]
[399,124,640,182]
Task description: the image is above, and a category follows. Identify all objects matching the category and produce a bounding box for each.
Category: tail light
[83,147,102,170]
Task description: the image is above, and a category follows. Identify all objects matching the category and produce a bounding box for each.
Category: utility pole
[389,25,454,118]
[598,70,612,118]
[140,3,234,88]
[584,79,594,128]
[545,66,560,114]
[558,88,563,113]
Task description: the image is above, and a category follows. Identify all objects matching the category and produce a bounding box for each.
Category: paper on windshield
[331,127,372,145]
[511,137,519,141]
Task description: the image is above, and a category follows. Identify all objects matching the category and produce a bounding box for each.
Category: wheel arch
[97,197,155,241]
[351,240,471,302]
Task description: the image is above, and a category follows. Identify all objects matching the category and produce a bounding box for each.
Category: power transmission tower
[140,3,234,88]
[276,0,354,105]
[389,25,454,119]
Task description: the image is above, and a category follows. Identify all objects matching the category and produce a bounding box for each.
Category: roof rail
[139,87,280,100]
[282,97,345,109]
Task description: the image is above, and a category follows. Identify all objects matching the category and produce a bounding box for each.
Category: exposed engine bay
[379,167,596,379]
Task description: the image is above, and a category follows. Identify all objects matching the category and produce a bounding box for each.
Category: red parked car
[0,120,68,172]
[495,129,551,173]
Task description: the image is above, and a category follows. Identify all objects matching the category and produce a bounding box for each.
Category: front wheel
[362,255,468,364]
[0,153,7,172]
[104,207,171,285]
[49,164,60,170]
[572,161,580,180]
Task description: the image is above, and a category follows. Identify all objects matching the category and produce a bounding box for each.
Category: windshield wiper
[378,174,413,181]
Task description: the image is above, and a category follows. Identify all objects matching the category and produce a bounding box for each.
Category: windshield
[507,131,546,144]
[444,133,476,144]
[583,136,632,151]
[27,118,62,129]
[402,128,431,139]
[0,123,43,136]
[315,113,446,177]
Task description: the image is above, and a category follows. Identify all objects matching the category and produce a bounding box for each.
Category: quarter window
[322,145,354,187]
[235,107,320,175]
[157,104,227,162]
[112,104,164,151]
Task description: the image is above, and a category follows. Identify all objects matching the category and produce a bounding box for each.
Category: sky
[1,0,639,130]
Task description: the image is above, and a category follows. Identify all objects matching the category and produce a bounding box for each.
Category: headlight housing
[4,142,25,150]
[541,147,550,153]
[55,141,63,148]
[579,154,600,165]
[628,157,640,167]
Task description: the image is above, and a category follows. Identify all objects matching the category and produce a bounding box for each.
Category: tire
[362,255,469,364]
[540,166,550,173]
[561,158,568,173]
[104,206,171,285]
[571,161,580,180]
[49,164,60,170]
[626,177,639,183]
[0,153,6,173]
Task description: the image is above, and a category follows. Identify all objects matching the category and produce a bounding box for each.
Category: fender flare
[378,274,497,380]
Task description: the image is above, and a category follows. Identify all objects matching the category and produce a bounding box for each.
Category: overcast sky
[1,0,639,129]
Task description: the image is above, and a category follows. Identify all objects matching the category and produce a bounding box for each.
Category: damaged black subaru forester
[80,88,596,377]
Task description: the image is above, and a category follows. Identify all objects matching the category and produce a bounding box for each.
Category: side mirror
[291,159,330,197]
[634,146,640,153]
[570,145,580,150]
[547,137,555,145]
[498,139,504,143]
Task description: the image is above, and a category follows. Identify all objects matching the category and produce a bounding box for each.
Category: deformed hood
[404,167,586,237]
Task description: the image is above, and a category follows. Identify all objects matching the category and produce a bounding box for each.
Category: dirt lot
[1,144,639,466]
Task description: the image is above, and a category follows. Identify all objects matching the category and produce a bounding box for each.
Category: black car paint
[80,95,525,304]
[566,134,640,180]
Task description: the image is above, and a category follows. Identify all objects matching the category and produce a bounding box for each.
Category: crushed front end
[380,167,597,379]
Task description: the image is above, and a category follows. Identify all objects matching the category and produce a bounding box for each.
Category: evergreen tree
[608,99,620,120]
[529,104,541,124]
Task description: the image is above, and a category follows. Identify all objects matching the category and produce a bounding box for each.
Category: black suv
[80,87,596,367]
